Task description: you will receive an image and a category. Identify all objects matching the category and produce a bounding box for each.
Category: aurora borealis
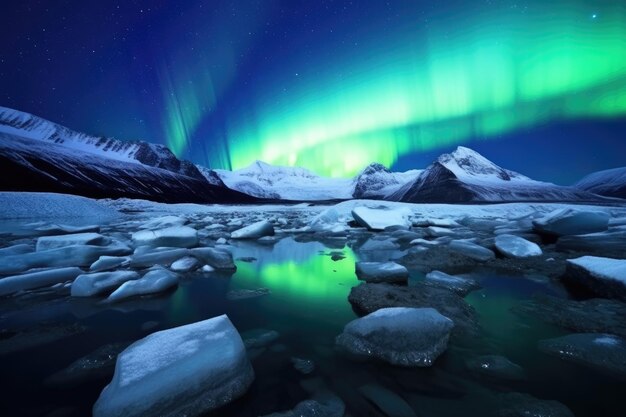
[2,0,626,181]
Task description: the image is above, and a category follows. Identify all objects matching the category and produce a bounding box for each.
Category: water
[0,236,624,416]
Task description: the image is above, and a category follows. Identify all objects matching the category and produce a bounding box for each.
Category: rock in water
[358,384,417,417]
[564,256,626,301]
[131,226,198,248]
[448,240,495,262]
[355,261,409,283]
[106,268,178,303]
[423,271,479,296]
[351,206,412,231]
[230,220,275,239]
[466,355,525,380]
[494,234,542,258]
[71,271,140,297]
[496,392,574,417]
[93,315,254,417]
[0,267,84,296]
[335,307,453,366]
[538,333,626,379]
[348,283,479,338]
[533,208,609,236]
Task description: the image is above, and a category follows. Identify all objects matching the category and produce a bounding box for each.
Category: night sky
[1,0,625,183]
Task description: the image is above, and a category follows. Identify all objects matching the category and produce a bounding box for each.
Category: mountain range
[0,106,623,204]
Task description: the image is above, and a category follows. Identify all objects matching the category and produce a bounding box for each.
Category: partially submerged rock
[93,315,254,417]
[106,268,178,303]
[355,261,409,284]
[538,333,626,379]
[557,231,626,255]
[226,288,270,301]
[230,220,275,239]
[71,271,140,297]
[336,307,453,366]
[448,240,495,262]
[169,256,200,272]
[466,355,525,380]
[496,392,574,417]
[0,267,84,297]
[564,256,626,301]
[358,384,417,417]
[348,283,479,338]
[131,226,198,248]
[533,208,609,237]
[423,271,479,296]
[495,234,542,258]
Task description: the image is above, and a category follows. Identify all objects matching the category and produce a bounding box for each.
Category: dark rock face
[0,136,253,204]
[353,163,393,199]
[388,147,607,204]
[347,283,480,338]
[563,257,626,301]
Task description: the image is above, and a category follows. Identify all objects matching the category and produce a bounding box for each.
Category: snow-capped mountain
[352,163,421,199]
[389,146,606,203]
[214,161,354,201]
[0,106,205,180]
[0,106,254,203]
[575,167,626,199]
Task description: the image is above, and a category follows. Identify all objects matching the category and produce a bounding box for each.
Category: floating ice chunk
[71,271,140,297]
[35,224,100,236]
[533,208,609,236]
[131,226,198,248]
[424,271,480,296]
[495,234,542,258]
[191,247,236,270]
[106,268,178,303]
[425,226,457,237]
[0,243,32,256]
[93,315,254,417]
[448,240,495,262]
[355,261,409,284]
[230,220,275,239]
[89,256,130,272]
[36,232,110,251]
[128,248,190,268]
[0,241,132,275]
[0,267,84,296]
[200,265,215,273]
[140,215,187,229]
[170,256,200,272]
[351,206,412,231]
[565,256,626,300]
[336,307,453,367]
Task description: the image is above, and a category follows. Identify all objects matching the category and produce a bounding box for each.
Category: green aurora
[166,1,626,177]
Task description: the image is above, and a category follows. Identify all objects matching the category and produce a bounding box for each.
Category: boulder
[336,307,453,366]
[495,234,542,258]
[93,315,254,417]
[538,333,626,379]
[448,240,495,262]
[423,271,479,296]
[533,208,609,236]
[355,261,409,283]
[564,256,626,300]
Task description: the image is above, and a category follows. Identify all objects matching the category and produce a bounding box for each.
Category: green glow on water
[212,1,626,176]
[232,248,359,320]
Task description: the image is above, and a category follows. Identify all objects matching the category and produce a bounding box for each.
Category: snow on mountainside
[0,106,204,180]
[352,163,421,199]
[390,146,608,203]
[0,107,254,203]
[575,167,626,199]
[215,160,354,201]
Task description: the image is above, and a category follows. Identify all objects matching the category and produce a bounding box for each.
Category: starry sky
[1,0,625,183]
